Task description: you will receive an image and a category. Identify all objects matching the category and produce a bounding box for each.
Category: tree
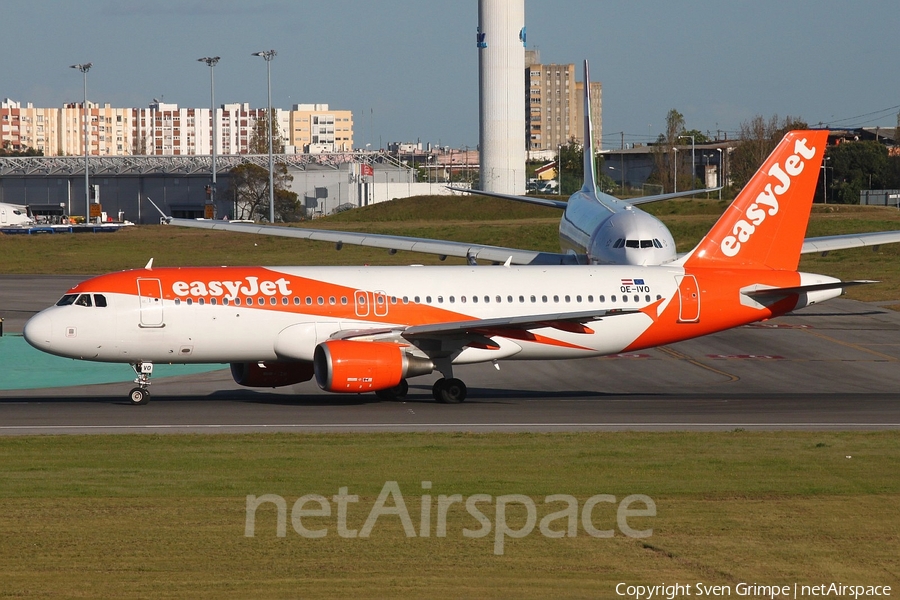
[729,114,807,191]
[249,109,284,154]
[0,141,42,156]
[826,141,890,204]
[555,139,613,195]
[226,162,299,221]
[651,109,686,192]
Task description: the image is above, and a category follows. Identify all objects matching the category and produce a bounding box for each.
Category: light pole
[716,148,723,201]
[673,147,677,193]
[821,156,831,204]
[253,50,277,223]
[70,62,92,221]
[678,134,695,190]
[198,57,220,216]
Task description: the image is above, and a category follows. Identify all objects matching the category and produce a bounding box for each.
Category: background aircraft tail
[581,61,599,198]
[682,130,828,271]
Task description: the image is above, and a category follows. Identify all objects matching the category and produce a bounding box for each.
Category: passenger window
[390,296,397,304]
[271,297,277,306]
[329,296,336,305]
[234,298,241,306]
[414,296,421,303]
[198,298,205,306]
[317,297,324,305]
[75,294,92,307]
[634,295,639,302]
[530,295,536,303]
[293,297,300,305]
[175,298,181,306]
[426,296,433,303]
[542,295,548,303]
[645,295,651,302]
[223,298,229,306]
[611,295,617,303]
[246,298,254,306]
[553,295,559,302]
[341,297,348,305]
[449,296,456,303]
[211,298,218,306]
[187,298,194,306]
[471,296,478,303]
[93,294,108,307]
[283,297,289,305]
[518,296,524,303]
[576,295,582,302]
[437,296,443,303]
[588,295,593,302]
[599,295,605,302]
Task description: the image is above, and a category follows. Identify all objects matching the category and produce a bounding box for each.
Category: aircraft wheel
[129,387,150,405]
[375,379,409,401]
[432,378,446,402]
[434,378,466,404]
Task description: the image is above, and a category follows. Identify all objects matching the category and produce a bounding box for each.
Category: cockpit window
[640,240,653,248]
[93,294,108,307]
[625,240,640,248]
[74,294,93,307]
[613,239,625,249]
[56,294,78,306]
[653,239,663,249]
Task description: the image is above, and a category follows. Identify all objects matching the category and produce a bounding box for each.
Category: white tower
[478,0,526,194]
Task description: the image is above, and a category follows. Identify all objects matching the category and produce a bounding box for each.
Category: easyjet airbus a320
[24,129,878,404]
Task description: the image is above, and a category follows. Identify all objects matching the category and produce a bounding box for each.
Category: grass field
[2,196,899,597]
[2,196,900,300]
[1,432,898,598]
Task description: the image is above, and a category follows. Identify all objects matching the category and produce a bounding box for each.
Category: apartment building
[2,99,345,156]
[289,104,354,153]
[524,52,602,153]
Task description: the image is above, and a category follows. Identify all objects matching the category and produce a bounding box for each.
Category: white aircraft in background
[23,129,881,406]
[0,202,34,226]
[169,61,900,266]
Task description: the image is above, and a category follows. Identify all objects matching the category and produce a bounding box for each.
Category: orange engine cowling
[314,340,433,393]
[230,361,315,388]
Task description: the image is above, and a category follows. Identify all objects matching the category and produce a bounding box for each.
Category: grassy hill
[2,194,899,301]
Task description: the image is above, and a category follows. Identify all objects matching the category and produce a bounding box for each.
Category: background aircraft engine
[314,340,434,393]
[230,361,315,388]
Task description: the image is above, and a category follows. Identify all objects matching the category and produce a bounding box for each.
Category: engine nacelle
[230,361,315,388]
[314,340,433,393]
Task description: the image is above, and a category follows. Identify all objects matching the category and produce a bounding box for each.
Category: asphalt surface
[2,274,899,434]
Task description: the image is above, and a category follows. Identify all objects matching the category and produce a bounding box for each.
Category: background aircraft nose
[23,312,52,350]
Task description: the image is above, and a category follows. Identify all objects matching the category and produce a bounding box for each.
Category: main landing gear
[432,378,467,403]
[375,379,409,401]
[129,362,153,405]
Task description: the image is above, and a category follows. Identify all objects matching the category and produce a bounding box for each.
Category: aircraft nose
[23,312,52,351]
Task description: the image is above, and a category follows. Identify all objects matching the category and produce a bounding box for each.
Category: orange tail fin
[682,130,828,271]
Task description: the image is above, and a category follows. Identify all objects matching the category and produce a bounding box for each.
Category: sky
[3,0,899,150]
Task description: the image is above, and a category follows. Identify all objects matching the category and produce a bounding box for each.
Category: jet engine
[230,361,315,388]
[313,340,433,393]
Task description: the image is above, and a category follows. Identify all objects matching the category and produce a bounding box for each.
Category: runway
[2,275,900,434]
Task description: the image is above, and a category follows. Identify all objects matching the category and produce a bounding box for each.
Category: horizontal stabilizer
[625,187,723,206]
[742,279,876,300]
[446,186,568,209]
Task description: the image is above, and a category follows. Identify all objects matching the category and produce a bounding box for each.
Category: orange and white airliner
[24,129,874,404]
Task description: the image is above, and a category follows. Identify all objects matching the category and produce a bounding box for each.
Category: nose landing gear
[129,362,153,405]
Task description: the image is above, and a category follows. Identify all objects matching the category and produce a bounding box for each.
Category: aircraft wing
[801,230,900,254]
[401,307,638,338]
[169,217,584,265]
[447,185,722,208]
